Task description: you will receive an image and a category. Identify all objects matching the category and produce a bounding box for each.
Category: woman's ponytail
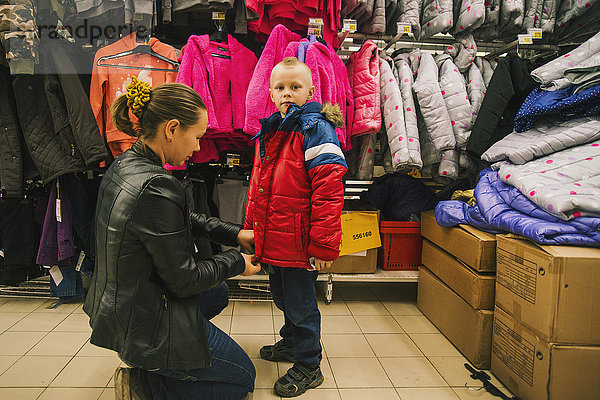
[110,94,139,138]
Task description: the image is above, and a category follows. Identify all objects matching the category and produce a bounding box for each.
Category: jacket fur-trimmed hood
[321,103,345,128]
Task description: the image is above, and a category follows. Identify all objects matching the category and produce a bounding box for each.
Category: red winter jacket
[244,102,347,268]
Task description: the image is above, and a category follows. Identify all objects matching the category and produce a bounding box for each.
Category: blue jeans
[146,282,256,400]
[268,265,322,365]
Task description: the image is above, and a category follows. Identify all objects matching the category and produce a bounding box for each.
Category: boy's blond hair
[270,57,313,87]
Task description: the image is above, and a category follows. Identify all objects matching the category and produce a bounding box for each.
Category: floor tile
[409,334,463,357]
[0,312,28,332]
[339,388,401,400]
[76,340,117,357]
[0,388,44,400]
[253,388,280,400]
[355,315,404,334]
[231,316,274,335]
[72,304,86,314]
[220,301,234,316]
[50,356,121,387]
[393,316,439,334]
[379,357,447,387]
[37,387,104,400]
[0,356,71,387]
[278,360,336,389]
[0,331,47,355]
[211,315,232,334]
[27,331,90,356]
[346,301,389,316]
[382,301,422,316]
[271,302,284,316]
[8,312,68,332]
[234,301,273,316]
[428,357,505,388]
[0,298,47,313]
[291,388,341,400]
[336,286,377,301]
[452,387,515,400]
[253,359,279,389]
[396,387,460,400]
[321,334,374,358]
[318,301,351,316]
[329,357,392,388]
[232,335,275,359]
[0,355,19,375]
[365,334,422,358]
[33,299,83,314]
[321,316,361,334]
[52,312,92,333]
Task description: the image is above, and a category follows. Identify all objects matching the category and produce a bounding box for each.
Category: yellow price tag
[308,27,322,36]
[212,12,225,20]
[403,25,411,33]
[309,18,324,25]
[339,212,381,256]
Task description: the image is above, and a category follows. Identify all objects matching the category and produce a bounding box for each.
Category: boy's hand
[237,230,255,253]
[312,258,333,271]
[241,253,261,276]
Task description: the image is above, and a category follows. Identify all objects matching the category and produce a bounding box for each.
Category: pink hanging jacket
[347,40,381,136]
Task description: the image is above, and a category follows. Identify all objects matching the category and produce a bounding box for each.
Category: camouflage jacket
[0,0,37,74]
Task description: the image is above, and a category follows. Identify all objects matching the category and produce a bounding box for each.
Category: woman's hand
[311,258,333,271]
[241,253,261,276]
[237,229,255,253]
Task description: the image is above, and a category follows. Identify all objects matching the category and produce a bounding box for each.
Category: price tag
[309,18,324,25]
[133,13,144,21]
[226,153,240,167]
[527,28,542,39]
[343,19,357,32]
[212,11,226,20]
[49,266,63,286]
[56,199,62,223]
[307,26,322,37]
[397,23,412,35]
[76,251,85,272]
[518,34,533,45]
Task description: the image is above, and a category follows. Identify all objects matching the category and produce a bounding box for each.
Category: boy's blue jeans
[267,264,322,365]
[145,282,256,400]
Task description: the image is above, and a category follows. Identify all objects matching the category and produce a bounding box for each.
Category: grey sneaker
[274,362,323,397]
[114,367,153,400]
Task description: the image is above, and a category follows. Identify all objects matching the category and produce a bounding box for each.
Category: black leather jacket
[84,140,245,370]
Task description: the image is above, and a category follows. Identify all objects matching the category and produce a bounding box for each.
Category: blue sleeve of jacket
[303,120,348,171]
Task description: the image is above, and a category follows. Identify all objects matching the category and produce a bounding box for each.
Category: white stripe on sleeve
[304,143,345,162]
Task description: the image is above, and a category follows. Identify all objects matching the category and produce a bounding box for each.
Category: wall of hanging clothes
[1,0,600,299]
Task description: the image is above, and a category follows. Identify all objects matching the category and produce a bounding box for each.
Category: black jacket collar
[131,140,163,166]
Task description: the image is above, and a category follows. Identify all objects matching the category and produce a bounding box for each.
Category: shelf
[229,268,419,283]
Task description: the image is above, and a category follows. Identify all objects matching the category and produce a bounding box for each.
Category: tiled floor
[0,282,515,400]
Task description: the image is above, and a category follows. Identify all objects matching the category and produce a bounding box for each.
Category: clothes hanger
[96,26,179,71]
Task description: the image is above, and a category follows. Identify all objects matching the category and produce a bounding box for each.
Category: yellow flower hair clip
[126,76,152,118]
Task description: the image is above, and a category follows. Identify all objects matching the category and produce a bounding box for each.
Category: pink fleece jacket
[244,24,301,135]
[347,40,381,136]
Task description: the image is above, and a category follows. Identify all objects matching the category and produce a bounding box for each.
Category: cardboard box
[418,267,494,368]
[322,248,377,274]
[421,240,496,310]
[491,306,600,400]
[495,235,600,345]
[420,211,496,272]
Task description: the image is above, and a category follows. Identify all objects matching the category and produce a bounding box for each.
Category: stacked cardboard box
[491,235,600,400]
[418,211,497,368]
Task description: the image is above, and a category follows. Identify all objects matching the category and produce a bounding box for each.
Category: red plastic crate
[379,221,422,271]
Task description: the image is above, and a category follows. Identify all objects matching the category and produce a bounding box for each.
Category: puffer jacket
[468,52,535,157]
[397,0,421,37]
[436,54,472,148]
[392,53,420,166]
[84,140,245,371]
[555,0,599,30]
[359,0,386,33]
[244,102,347,268]
[500,0,525,33]
[455,0,485,33]
[4,40,107,188]
[348,40,382,136]
[446,33,477,73]
[475,57,495,87]
[379,57,422,170]
[540,0,557,33]
[466,63,485,125]
[414,53,456,169]
[244,24,301,135]
[420,0,453,39]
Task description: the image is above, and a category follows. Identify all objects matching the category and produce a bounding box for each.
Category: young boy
[244,57,347,397]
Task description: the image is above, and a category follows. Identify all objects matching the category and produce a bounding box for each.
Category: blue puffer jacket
[435,169,600,247]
